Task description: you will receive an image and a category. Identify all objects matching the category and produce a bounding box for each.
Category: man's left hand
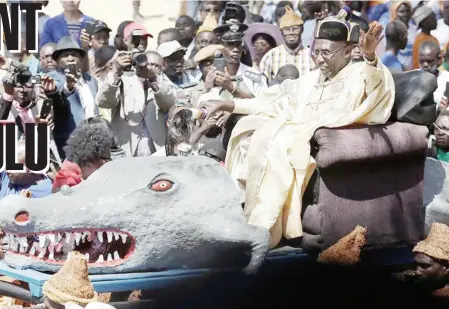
[214,69,233,92]
[359,22,384,60]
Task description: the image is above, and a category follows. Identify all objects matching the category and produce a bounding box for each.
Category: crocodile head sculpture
[0,156,270,274]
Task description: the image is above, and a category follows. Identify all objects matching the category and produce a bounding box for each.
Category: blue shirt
[0,172,52,199]
[39,13,95,49]
[381,51,403,72]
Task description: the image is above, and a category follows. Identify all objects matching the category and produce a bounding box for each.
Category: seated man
[201,11,395,248]
[0,140,52,199]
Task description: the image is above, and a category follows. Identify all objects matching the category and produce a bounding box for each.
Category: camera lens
[133,53,148,67]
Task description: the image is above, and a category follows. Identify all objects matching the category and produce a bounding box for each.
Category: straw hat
[43,251,98,306]
[278,6,304,29]
[197,13,218,36]
[413,223,449,262]
[317,226,367,265]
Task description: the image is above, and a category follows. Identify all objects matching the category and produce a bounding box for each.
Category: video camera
[123,29,148,71]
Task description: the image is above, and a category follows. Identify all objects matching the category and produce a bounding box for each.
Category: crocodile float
[0,156,270,274]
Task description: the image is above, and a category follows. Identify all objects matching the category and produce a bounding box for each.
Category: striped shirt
[67,22,82,42]
[259,45,316,82]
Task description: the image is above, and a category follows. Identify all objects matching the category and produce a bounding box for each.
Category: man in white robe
[201,10,396,249]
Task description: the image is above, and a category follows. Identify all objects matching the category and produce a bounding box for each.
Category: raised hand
[214,68,233,92]
[359,22,384,59]
[80,28,91,50]
[0,56,11,71]
[204,67,217,91]
[41,75,56,93]
[113,52,132,76]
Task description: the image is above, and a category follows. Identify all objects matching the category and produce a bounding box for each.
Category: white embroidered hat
[157,40,187,59]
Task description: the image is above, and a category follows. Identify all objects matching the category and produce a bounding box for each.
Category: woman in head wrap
[251,33,277,71]
[389,0,416,71]
[244,23,284,72]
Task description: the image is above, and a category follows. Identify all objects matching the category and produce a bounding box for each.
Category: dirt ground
[43,0,184,50]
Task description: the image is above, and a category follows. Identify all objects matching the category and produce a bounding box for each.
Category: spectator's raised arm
[95,52,132,109]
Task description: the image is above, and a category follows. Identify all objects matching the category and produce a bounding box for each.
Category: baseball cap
[123,22,153,39]
[93,20,112,34]
[157,40,187,58]
[115,20,133,38]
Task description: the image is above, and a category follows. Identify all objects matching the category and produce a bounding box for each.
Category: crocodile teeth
[19,244,26,253]
[65,232,71,244]
[106,232,113,243]
[96,254,104,263]
[83,231,91,242]
[49,247,54,260]
[113,251,120,260]
[39,235,46,248]
[20,237,27,247]
[29,246,36,256]
[121,234,127,244]
[38,251,45,258]
[58,233,63,242]
[75,233,82,246]
[85,253,89,261]
[48,234,56,244]
[107,253,112,262]
[97,232,103,243]
[113,232,120,241]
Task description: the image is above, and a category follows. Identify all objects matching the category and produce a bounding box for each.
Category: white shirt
[185,39,195,60]
[237,62,268,96]
[431,19,449,50]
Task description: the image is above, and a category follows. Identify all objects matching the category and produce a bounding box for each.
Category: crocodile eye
[150,180,173,192]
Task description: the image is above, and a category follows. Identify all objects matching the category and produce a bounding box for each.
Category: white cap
[157,40,187,58]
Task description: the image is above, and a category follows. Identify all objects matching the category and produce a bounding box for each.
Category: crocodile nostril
[15,211,30,225]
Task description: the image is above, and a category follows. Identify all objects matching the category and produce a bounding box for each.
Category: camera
[4,60,33,87]
[124,29,148,71]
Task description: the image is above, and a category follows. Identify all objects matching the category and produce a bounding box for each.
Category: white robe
[225,56,395,248]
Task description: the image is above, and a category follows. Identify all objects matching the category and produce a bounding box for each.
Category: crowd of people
[0,1,449,307]
[0,0,448,240]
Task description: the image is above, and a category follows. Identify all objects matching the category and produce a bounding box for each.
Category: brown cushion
[301,122,428,251]
[314,122,429,169]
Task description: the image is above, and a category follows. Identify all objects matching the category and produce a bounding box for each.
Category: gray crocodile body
[0,156,270,274]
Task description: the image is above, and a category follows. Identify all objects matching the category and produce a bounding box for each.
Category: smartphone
[40,99,53,119]
[31,75,41,85]
[66,62,78,76]
[213,50,226,72]
[85,21,96,36]
[444,82,449,99]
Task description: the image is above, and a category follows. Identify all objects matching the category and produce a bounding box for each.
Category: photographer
[46,36,98,158]
[95,48,178,157]
[0,59,58,135]
[79,20,118,81]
